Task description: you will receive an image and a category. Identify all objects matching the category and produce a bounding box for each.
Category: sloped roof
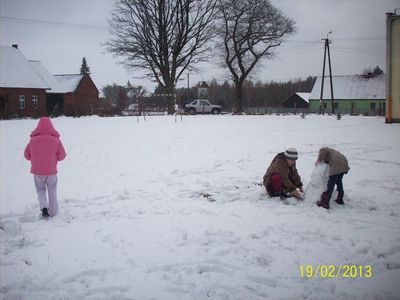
[309,75,386,100]
[282,92,310,104]
[29,60,60,91]
[29,60,84,93]
[52,74,84,93]
[198,81,209,88]
[295,92,310,103]
[0,45,50,89]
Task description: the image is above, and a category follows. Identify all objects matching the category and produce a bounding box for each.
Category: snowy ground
[1,114,400,300]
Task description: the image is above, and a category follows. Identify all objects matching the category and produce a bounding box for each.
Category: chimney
[12,44,18,49]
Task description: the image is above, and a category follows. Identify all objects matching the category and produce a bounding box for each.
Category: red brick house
[60,75,99,116]
[0,45,49,118]
[41,73,99,117]
[1,45,100,119]
[30,61,100,117]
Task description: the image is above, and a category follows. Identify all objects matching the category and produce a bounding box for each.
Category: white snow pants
[34,174,58,217]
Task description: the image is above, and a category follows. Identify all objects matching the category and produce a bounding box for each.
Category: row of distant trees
[362,66,384,76]
[205,76,317,110]
[99,64,383,114]
[100,76,316,114]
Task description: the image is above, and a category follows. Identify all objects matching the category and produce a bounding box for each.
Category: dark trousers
[266,174,283,197]
[326,173,345,199]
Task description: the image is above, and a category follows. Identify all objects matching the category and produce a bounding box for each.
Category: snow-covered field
[1,114,400,300]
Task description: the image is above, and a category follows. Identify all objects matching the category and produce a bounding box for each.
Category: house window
[19,95,25,109]
[370,102,376,109]
[0,97,5,111]
[32,95,39,109]
[333,102,339,109]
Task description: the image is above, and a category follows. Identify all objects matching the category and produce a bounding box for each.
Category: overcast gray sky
[1,0,399,93]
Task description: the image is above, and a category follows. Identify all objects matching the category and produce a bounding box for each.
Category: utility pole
[187,73,190,103]
[119,85,122,115]
[319,31,335,114]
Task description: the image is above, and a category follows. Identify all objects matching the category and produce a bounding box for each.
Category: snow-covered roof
[52,74,84,93]
[29,60,83,93]
[29,60,60,90]
[309,75,386,100]
[1,45,86,93]
[295,92,310,103]
[0,45,50,89]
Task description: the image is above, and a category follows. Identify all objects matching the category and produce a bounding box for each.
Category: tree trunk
[234,82,244,114]
[166,84,175,115]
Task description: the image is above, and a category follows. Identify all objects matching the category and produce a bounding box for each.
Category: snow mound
[304,163,330,203]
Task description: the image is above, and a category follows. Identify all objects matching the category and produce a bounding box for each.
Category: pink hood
[24,117,66,175]
[30,117,60,138]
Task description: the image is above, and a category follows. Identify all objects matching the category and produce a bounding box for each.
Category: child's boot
[335,191,344,205]
[316,192,330,209]
[42,208,50,219]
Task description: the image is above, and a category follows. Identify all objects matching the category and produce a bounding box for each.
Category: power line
[330,46,385,57]
[1,16,386,42]
[334,37,384,41]
[284,39,321,44]
[285,36,384,44]
[0,16,108,31]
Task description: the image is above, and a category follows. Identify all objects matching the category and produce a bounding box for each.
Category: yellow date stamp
[299,265,373,279]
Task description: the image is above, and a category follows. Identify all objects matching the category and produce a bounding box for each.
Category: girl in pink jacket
[24,117,66,218]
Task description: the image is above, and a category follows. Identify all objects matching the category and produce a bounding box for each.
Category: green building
[309,74,386,115]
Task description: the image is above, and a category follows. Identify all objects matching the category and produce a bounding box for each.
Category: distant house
[198,81,209,99]
[53,74,99,116]
[281,92,310,114]
[0,44,99,119]
[30,61,99,117]
[0,45,49,118]
[308,74,386,115]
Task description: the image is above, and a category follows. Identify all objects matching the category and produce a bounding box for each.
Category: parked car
[184,99,222,114]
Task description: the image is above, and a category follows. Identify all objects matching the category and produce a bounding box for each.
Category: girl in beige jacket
[316,147,350,209]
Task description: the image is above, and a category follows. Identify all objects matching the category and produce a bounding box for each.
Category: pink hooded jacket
[24,117,66,175]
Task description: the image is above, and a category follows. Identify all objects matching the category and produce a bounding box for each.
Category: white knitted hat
[284,147,298,160]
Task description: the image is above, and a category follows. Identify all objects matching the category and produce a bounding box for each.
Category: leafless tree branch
[106,0,217,113]
[217,0,295,113]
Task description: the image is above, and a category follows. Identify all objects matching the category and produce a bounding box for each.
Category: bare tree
[107,0,217,114]
[217,0,295,113]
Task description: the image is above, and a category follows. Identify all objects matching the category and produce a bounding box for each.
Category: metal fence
[245,106,385,116]
[245,106,308,115]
